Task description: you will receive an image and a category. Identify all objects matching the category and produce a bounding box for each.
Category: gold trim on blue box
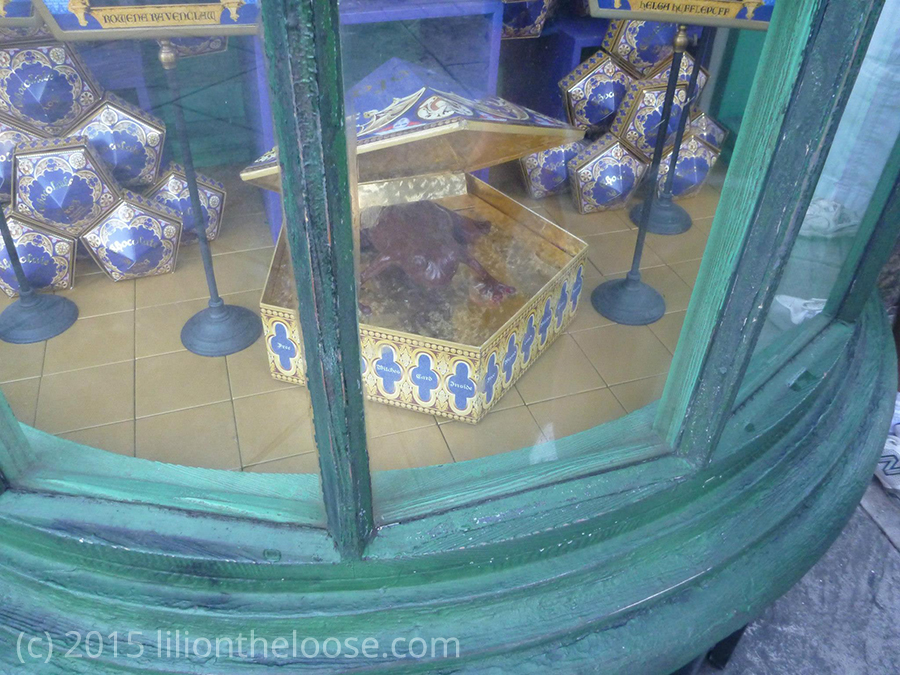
[0,40,101,136]
[0,22,53,44]
[68,92,165,189]
[145,162,226,243]
[239,145,279,192]
[165,36,228,58]
[81,191,181,282]
[519,140,586,199]
[689,110,728,148]
[13,135,119,237]
[0,207,75,297]
[501,0,557,40]
[260,228,305,385]
[0,113,42,201]
[646,52,709,100]
[568,132,648,214]
[601,20,703,75]
[657,132,720,199]
[559,49,638,131]
[609,79,688,158]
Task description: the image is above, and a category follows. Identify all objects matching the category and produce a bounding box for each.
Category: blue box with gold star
[519,140,586,199]
[689,110,728,149]
[0,41,102,136]
[0,208,76,297]
[12,135,119,238]
[559,49,637,132]
[68,92,166,189]
[502,0,557,39]
[0,115,42,202]
[656,133,721,199]
[567,132,648,214]
[81,191,182,282]
[145,163,226,244]
[601,20,701,75]
[608,79,688,158]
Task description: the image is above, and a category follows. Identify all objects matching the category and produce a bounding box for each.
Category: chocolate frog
[359,201,516,313]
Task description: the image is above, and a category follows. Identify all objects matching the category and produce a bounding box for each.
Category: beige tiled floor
[0,161,718,474]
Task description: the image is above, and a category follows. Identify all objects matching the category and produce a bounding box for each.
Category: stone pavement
[695,481,900,675]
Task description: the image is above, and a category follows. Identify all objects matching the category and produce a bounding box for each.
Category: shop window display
[0,0,895,671]
[0,0,887,486]
[0,7,319,474]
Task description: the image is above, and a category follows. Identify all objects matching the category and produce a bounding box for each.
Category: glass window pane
[753,5,900,350]
[0,29,320,477]
[332,7,765,474]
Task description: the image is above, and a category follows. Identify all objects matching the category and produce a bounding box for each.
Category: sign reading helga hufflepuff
[588,0,774,29]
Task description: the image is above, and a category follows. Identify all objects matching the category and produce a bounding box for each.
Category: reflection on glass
[755,6,900,349]
[334,10,762,472]
[0,34,318,474]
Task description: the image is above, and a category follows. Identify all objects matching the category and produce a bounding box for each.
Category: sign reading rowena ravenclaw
[588,0,775,30]
[34,0,259,38]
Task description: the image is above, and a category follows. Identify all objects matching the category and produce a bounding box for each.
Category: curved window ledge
[0,298,892,672]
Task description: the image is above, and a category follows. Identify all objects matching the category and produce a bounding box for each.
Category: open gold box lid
[250,59,589,423]
[242,57,584,189]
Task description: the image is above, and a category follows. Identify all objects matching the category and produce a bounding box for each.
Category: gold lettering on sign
[67,0,245,28]
[629,0,764,19]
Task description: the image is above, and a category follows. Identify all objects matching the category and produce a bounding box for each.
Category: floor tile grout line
[568,329,609,387]
[522,403,550,445]
[42,357,140,379]
[50,416,136,438]
[132,279,137,457]
[518,383,610,408]
[134,287,265,312]
[32,339,48,427]
[134,397,235,422]
[436,423,459,463]
[230,386,300,402]
[223,352,245,470]
[242,450,317,472]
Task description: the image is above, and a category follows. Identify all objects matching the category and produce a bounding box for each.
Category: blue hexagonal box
[81,191,182,282]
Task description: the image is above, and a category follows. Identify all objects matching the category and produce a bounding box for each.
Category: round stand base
[0,293,78,344]
[591,276,665,326]
[630,197,693,235]
[181,303,262,357]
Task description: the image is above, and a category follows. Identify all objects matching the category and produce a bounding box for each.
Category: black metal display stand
[0,209,78,344]
[591,25,690,326]
[629,26,714,236]
[158,40,262,357]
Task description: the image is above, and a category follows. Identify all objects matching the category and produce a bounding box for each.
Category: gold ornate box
[260,229,305,386]
[247,60,586,423]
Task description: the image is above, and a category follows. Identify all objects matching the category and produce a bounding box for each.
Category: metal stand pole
[158,40,261,357]
[630,26,713,235]
[0,209,78,343]
[591,26,690,326]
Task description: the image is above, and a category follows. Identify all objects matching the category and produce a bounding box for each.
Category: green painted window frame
[0,0,894,562]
